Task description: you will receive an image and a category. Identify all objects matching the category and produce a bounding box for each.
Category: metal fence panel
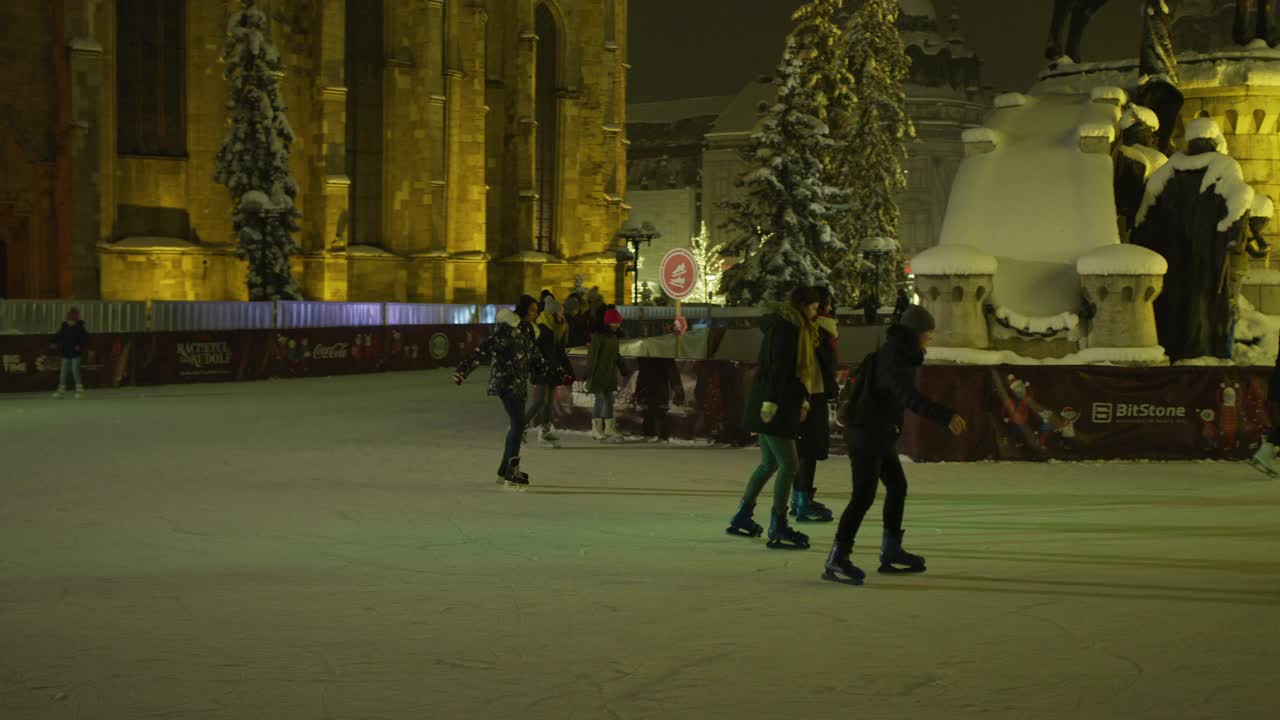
[276,301,383,328]
[384,303,483,325]
[476,305,506,324]
[708,306,762,319]
[0,300,147,334]
[150,301,275,331]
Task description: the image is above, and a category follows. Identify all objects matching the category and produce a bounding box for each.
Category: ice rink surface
[2,371,1278,719]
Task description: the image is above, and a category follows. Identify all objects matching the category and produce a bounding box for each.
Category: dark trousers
[836,450,908,545]
[795,455,818,494]
[1268,401,1280,445]
[499,393,526,475]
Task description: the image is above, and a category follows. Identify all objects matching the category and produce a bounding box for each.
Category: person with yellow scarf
[792,286,839,523]
[726,286,823,550]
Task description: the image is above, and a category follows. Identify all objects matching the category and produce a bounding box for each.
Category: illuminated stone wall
[8,0,629,303]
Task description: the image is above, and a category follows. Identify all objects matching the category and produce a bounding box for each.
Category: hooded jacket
[456,309,553,398]
[54,321,90,359]
[742,303,809,439]
[586,326,627,394]
[843,324,955,452]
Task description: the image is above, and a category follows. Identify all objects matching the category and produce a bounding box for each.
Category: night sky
[628,0,1144,102]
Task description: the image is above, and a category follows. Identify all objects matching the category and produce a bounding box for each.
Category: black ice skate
[821,540,865,585]
[725,501,763,538]
[498,457,529,488]
[790,488,833,523]
[766,511,810,550]
[879,529,926,573]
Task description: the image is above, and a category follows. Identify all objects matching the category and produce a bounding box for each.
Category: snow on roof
[110,236,198,250]
[938,91,1121,315]
[961,127,1000,145]
[1033,52,1280,96]
[994,93,1030,109]
[1120,104,1159,130]
[1076,244,1168,276]
[1077,123,1116,142]
[1136,151,1255,232]
[898,0,937,19]
[707,81,778,137]
[910,244,997,276]
[627,95,736,125]
[1090,86,1128,105]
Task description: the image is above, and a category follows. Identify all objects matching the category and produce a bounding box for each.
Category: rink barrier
[0,324,1268,460]
[0,300,148,334]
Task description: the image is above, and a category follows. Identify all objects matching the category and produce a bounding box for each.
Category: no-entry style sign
[659,248,698,301]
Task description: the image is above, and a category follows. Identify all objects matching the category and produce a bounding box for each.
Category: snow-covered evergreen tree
[716,37,845,306]
[828,0,913,307]
[214,0,303,301]
[789,0,857,129]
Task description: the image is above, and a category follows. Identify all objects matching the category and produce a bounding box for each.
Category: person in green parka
[586,307,627,442]
[725,286,822,549]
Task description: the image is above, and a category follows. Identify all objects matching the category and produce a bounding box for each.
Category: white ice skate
[74,385,85,399]
[537,428,560,449]
[591,419,606,441]
[1249,442,1279,478]
[603,418,625,443]
[52,386,65,399]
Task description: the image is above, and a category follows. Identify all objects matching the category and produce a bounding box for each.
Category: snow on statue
[214,0,304,301]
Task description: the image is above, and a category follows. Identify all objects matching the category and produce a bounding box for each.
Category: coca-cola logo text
[310,343,349,360]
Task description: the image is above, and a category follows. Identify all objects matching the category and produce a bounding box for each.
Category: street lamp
[616,220,662,305]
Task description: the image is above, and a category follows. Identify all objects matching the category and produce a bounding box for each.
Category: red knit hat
[604,308,623,325]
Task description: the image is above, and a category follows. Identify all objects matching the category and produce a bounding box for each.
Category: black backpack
[840,351,878,426]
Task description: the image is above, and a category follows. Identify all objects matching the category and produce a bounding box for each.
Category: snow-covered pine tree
[789,0,857,130]
[214,0,303,301]
[828,0,913,308]
[716,37,845,306]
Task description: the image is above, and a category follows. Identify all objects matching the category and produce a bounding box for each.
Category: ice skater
[454,295,554,487]
[823,306,967,584]
[586,307,627,441]
[52,307,89,399]
[726,286,822,550]
[792,286,837,523]
[527,295,574,448]
[1250,345,1280,477]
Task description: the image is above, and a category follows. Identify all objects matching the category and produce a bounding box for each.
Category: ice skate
[791,488,833,523]
[591,419,606,441]
[604,418,624,443]
[1249,442,1279,478]
[822,540,865,585]
[503,457,530,489]
[766,511,810,550]
[540,425,560,442]
[74,385,85,399]
[725,501,764,538]
[879,529,926,573]
[52,386,65,399]
[537,428,560,449]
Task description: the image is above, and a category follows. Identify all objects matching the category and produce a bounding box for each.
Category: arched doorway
[535,4,559,256]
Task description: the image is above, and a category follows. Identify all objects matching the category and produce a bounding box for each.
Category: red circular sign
[671,316,689,335]
[659,248,699,300]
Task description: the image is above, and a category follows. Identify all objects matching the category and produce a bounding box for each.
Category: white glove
[760,401,779,423]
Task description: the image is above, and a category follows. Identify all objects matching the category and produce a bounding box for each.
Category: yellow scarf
[777,304,819,391]
[537,312,568,344]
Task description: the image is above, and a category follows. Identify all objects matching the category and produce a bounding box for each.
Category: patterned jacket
[456,309,553,399]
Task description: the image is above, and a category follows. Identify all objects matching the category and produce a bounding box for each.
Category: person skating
[52,308,90,399]
[454,295,555,487]
[726,286,822,549]
[526,296,574,448]
[586,308,627,441]
[792,286,837,523]
[824,306,967,583]
[1250,344,1280,478]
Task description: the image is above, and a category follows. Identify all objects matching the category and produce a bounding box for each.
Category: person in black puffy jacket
[525,295,574,448]
[454,295,555,487]
[822,305,967,585]
[52,308,90,399]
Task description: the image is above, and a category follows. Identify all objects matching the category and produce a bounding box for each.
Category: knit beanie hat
[543,296,562,314]
[898,305,936,335]
[603,308,623,325]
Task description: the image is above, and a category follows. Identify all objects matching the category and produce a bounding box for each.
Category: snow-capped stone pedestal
[1076,244,1167,352]
[911,245,997,349]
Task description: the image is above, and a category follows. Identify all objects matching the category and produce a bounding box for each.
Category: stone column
[66,0,104,298]
[1077,245,1167,349]
[304,0,351,300]
[911,245,997,349]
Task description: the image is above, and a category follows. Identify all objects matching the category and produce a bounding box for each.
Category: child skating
[726,286,822,550]
[454,295,554,487]
[1250,344,1280,477]
[586,308,627,441]
[824,306,966,583]
[52,308,90,399]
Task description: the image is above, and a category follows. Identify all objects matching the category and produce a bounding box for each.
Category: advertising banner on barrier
[137,331,261,385]
[382,325,490,373]
[901,365,1271,462]
[0,334,133,393]
[263,327,387,378]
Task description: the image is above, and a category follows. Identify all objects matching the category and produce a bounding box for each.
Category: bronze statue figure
[1045,0,1111,63]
